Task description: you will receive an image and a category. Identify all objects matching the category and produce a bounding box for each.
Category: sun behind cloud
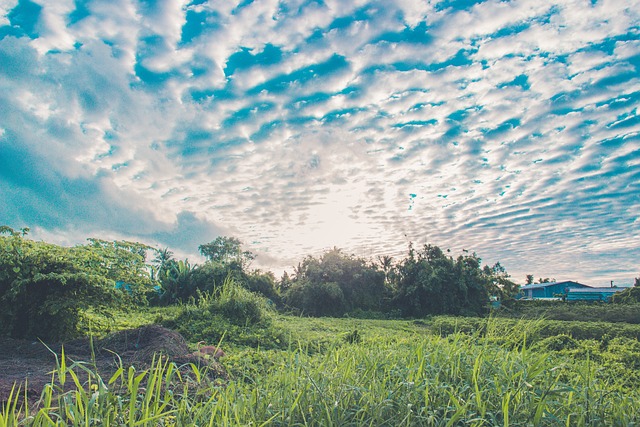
[0,0,638,286]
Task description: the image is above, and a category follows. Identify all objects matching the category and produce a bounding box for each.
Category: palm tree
[158,259,194,304]
[377,255,394,286]
[152,247,174,281]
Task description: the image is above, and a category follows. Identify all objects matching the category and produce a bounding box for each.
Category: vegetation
[152,238,279,307]
[498,299,640,323]
[282,244,518,318]
[1,225,639,425]
[282,248,386,317]
[3,313,640,425]
[162,278,285,350]
[611,280,640,304]
[0,226,522,342]
[392,244,515,317]
[0,228,152,341]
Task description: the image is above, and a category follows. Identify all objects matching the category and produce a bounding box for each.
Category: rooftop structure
[519,281,590,299]
[518,281,629,301]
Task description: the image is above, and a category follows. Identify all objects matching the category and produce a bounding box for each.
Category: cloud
[0,0,638,286]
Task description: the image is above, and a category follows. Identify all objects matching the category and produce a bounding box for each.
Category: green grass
[496,301,640,324]
[3,311,640,426]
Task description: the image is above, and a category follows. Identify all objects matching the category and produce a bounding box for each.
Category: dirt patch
[0,325,226,407]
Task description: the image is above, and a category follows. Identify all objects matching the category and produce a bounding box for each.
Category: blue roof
[520,281,590,290]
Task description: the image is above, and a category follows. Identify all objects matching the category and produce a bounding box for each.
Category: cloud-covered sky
[1,0,638,286]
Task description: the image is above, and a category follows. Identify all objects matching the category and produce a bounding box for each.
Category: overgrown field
[3,306,640,426]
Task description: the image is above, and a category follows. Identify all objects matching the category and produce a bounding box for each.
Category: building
[518,281,630,301]
[518,281,591,300]
[567,287,629,302]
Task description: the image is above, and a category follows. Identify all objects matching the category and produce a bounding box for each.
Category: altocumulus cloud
[0,0,638,285]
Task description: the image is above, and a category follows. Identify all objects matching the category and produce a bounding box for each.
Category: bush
[0,232,146,341]
[215,278,271,326]
[283,248,385,317]
[163,278,285,349]
[498,300,640,324]
[533,334,579,352]
[428,316,640,346]
[285,280,347,317]
[612,287,640,304]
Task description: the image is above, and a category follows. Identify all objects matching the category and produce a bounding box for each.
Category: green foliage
[188,260,236,296]
[393,244,496,317]
[198,236,255,268]
[150,250,280,306]
[153,259,196,305]
[216,278,272,325]
[163,278,283,349]
[611,285,640,304]
[82,238,155,304]
[342,328,362,344]
[430,315,640,345]
[285,279,347,316]
[7,316,640,425]
[244,269,280,302]
[283,247,386,316]
[0,231,153,341]
[533,334,580,352]
[499,300,640,323]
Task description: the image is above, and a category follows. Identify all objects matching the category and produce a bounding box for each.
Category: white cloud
[1,0,638,284]
[30,0,76,54]
[0,0,18,26]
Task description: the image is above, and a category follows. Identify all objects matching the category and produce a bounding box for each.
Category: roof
[568,287,625,294]
[520,281,591,290]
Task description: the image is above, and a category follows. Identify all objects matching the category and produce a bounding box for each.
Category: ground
[0,325,226,408]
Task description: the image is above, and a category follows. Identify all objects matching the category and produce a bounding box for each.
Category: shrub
[215,278,271,326]
[283,248,385,316]
[533,334,579,352]
[498,300,640,324]
[0,232,146,341]
[612,287,640,304]
[163,278,285,349]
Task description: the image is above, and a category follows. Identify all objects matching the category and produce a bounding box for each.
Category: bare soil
[0,325,226,408]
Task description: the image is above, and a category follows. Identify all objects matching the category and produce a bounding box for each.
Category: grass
[3,311,640,426]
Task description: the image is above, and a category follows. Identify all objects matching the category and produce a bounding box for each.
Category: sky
[0,0,638,287]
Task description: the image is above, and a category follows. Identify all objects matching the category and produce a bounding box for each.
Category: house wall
[537,283,571,298]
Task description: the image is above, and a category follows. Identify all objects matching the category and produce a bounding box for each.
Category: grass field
[3,306,640,426]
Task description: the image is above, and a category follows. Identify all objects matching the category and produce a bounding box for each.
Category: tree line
[1,226,521,340]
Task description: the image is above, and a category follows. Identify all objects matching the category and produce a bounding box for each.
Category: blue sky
[1,0,638,286]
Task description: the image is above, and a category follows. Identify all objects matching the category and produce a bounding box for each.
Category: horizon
[1,0,638,288]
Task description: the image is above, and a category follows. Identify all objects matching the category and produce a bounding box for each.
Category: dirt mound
[0,325,226,407]
[84,324,192,362]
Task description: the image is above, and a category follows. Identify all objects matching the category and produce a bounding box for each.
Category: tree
[377,255,395,287]
[0,231,152,341]
[392,244,492,317]
[525,274,534,285]
[484,262,519,300]
[155,259,195,305]
[611,286,640,304]
[0,226,29,237]
[152,247,174,280]
[283,248,385,316]
[245,270,279,302]
[199,236,255,268]
[279,271,293,293]
[83,238,154,304]
[286,280,346,317]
